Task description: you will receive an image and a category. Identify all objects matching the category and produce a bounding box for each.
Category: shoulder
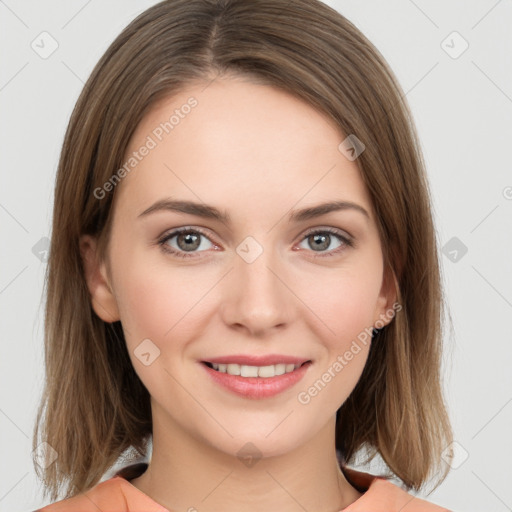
[342,466,453,512]
[364,478,452,511]
[34,463,166,512]
[34,477,128,512]
[34,463,152,512]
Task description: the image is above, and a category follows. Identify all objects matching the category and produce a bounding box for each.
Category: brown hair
[33,0,453,502]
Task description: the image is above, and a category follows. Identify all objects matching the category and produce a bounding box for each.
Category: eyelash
[157,226,354,259]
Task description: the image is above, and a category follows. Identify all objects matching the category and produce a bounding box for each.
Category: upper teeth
[211,363,301,378]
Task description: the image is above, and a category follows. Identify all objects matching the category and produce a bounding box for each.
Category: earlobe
[373,265,399,329]
[79,234,120,323]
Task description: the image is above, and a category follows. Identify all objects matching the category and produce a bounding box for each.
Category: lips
[202,354,311,366]
[201,359,312,399]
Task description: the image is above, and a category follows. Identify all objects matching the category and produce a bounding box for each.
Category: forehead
[114,77,373,221]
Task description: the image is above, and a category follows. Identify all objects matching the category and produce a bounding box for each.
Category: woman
[33,0,454,510]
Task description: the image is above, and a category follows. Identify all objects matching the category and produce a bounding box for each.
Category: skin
[80,75,397,512]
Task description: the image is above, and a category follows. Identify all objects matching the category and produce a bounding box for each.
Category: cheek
[112,258,210,393]
[115,251,214,349]
[301,259,383,343]
[293,255,383,398]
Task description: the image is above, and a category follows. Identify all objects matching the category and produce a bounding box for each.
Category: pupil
[179,233,200,251]
[312,233,329,251]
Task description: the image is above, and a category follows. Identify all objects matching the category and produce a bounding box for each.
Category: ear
[372,263,399,329]
[79,234,120,323]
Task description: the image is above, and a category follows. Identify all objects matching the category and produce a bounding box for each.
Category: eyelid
[157,225,218,248]
[157,225,352,243]
[301,225,353,241]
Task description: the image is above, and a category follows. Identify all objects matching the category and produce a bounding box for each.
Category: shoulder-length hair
[33,0,453,501]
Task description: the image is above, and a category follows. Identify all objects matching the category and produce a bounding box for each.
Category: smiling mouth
[202,360,311,378]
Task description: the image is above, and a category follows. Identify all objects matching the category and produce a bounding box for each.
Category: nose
[220,238,295,337]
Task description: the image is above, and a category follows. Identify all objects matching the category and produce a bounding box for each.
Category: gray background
[1,1,511,511]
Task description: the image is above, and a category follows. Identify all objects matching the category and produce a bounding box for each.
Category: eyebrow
[137,198,370,223]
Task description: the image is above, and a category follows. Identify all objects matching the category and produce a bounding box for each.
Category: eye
[157,226,353,259]
[296,227,353,257]
[158,227,216,259]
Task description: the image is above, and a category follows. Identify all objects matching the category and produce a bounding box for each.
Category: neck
[130,403,363,512]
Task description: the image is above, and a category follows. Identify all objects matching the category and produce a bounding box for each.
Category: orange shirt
[35,462,452,511]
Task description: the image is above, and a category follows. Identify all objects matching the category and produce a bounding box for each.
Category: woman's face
[82,76,395,458]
